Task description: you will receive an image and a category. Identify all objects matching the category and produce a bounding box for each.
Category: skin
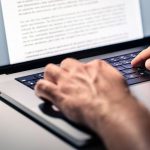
[131,47,150,70]
[35,48,150,150]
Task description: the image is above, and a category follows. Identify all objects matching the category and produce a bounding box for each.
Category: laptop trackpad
[39,102,94,133]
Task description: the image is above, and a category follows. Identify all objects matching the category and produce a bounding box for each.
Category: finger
[44,63,66,84]
[60,58,83,71]
[131,47,150,67]
[35,80,64,106]
[145,58,150,70]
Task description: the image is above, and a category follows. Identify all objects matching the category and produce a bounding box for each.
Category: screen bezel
[0,36,150,74]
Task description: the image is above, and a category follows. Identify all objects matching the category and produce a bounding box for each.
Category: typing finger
[60,58,83,72]
[44,63,67,84]
[145,58,150,70]
[35,79,64,107]
[131,47,150,67]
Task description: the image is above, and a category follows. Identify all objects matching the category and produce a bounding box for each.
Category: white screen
[1,0,143,64]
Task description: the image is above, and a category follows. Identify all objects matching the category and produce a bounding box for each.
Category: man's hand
[35,58,150,150]
[131,47,150,70]
[35,59,131,129]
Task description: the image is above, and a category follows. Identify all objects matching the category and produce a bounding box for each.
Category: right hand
[131,47,150,70]
[35,59,131,129]
[35,59,150,150]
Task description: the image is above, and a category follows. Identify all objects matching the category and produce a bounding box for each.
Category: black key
[17,75,36,82]
[106,57,120,63]
[122,64,132,69]
[34,72,44,79]
[125,52,140,59]
[112,62,122,67]
[122,69,136,75]
[120,59,132,65]
[105,52,138,63]
[118,55,131,60]
[130,53,138,58]
[24,80,36,87]
[116,66,125,71]
[125,73,141,79]
[17,78,27,83]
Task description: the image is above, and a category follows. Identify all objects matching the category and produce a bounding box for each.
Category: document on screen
[1,0,143,64]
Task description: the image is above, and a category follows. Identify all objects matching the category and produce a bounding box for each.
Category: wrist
[93,95,150,150]
[86,94,138,134]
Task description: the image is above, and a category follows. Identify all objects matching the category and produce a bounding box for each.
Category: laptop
[0,0,150,147]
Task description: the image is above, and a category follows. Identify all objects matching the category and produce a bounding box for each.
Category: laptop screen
[0,0,150,67]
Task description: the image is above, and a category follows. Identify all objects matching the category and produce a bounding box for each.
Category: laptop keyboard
[16,51,150,89]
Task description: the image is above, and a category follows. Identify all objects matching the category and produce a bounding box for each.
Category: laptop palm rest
[0,79,99,147]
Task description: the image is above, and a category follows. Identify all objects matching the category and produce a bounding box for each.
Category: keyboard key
[116,66,125,71]
[120,59,132,65]
[122,64,132,69]
[122,69,136,74]
[17,75,36,82]
[125,73,141,79]
[125,51,140,58]
[130,53,138,58]
[111,62,122,67]
[34,72,44,79]
[24,80,36,87]
[106,57,120,63]
[118,55,131,60]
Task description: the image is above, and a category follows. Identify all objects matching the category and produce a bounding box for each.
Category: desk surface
[0,98,104,150]
[0,99,75,150]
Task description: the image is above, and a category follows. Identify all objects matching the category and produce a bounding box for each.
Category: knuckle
[93,59,101,65]
[95,59,105,65]
[60,59,69,67]
[44,64,52,73]
[61,58,73,65]
[93,60,107,69]
[44,64,54,77]
[90,59,101,66]
[64,58,73,62]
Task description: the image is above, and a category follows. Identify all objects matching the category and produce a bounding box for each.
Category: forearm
[89,96,150,150]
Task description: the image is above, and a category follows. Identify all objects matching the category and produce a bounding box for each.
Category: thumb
[145,59,150,70]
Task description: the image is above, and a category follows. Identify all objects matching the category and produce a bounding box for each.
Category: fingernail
[145,59,150,70]
[131,59,136,67]
[131,60,134,65]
